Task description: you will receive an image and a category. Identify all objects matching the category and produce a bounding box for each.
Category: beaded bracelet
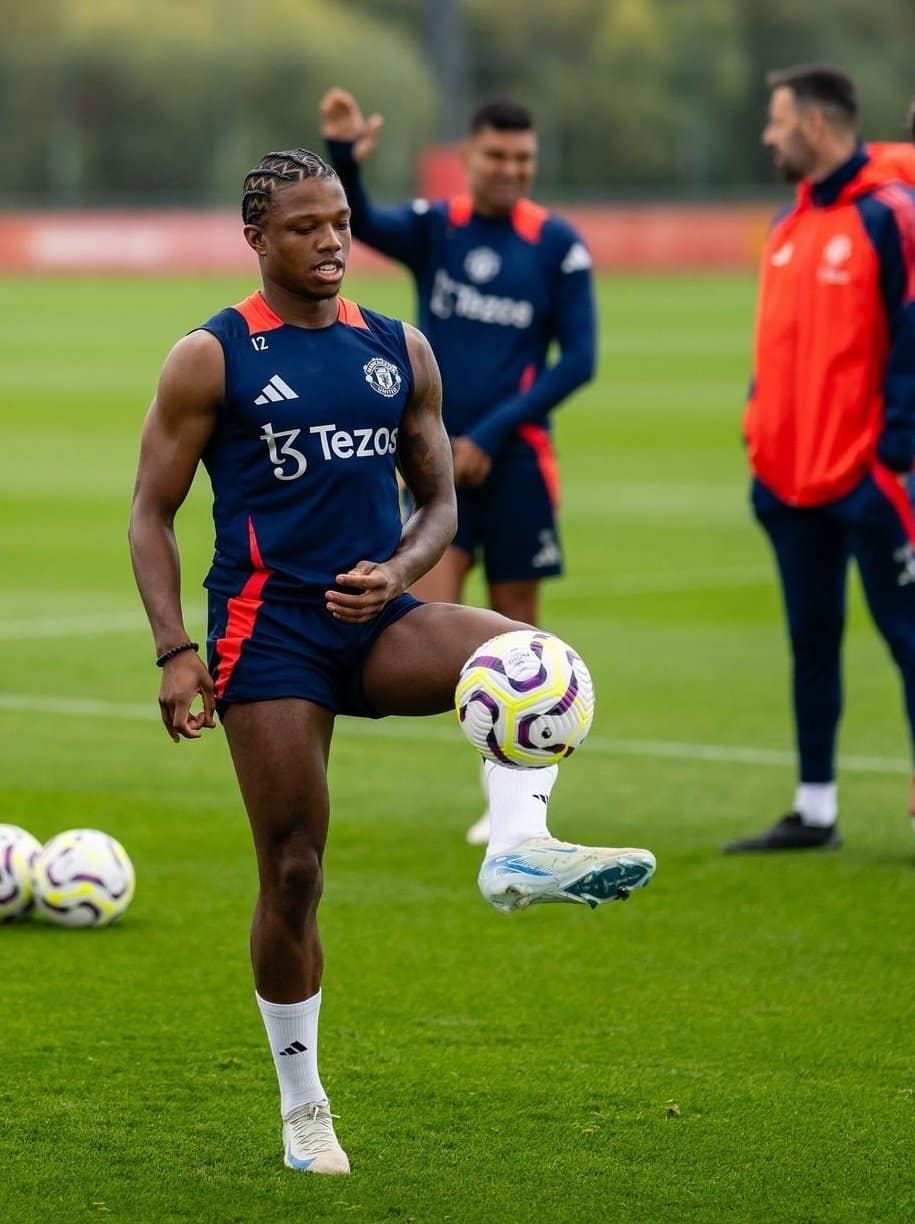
[155,641,199,668]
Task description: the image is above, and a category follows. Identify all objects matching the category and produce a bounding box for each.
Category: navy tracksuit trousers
[753,469,915,782]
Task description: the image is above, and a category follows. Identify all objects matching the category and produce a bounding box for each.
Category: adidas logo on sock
[279,1040,308,1057]
[255,375,299,406]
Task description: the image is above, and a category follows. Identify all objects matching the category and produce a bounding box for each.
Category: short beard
[773,136,813,184]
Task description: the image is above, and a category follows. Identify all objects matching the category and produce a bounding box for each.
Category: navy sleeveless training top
[197,291,414,600]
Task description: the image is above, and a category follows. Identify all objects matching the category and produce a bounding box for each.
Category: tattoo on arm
[398,329,452,504]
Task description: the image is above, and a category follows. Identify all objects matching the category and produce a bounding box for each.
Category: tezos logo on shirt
[464,247,501,283]
[363,357,402,398]
[259,421,399,481]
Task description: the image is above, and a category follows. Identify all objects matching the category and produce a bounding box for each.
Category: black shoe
[723,812,842,853]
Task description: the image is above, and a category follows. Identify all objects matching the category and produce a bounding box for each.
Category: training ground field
[2,273,913,1223]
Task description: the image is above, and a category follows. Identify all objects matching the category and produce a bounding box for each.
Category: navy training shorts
[453,429,563,584]
[207,589,422,719]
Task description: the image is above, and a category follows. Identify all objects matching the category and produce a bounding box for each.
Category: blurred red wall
[0,205,773,274]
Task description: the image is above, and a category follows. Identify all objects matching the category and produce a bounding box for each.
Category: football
[32,828,136,928]
[0,824,43,922]
[455,630,595,767]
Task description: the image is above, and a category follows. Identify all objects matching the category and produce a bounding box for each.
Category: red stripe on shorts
[872,462,915,544]
[213,516,273,699]
[517,423,560,508]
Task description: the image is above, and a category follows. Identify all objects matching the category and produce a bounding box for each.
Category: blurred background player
[129,149,655,1175]
[727,65,915,852]
[320,88,597,844]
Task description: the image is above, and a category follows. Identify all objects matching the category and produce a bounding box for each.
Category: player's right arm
[128,330,223,742]
[320,87,428,272]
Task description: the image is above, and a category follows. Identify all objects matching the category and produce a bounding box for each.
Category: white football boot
[478,837,656,913]
[283,1101,350,1174]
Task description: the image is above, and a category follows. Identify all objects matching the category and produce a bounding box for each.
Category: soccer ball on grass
[0,824,43,921]
[32,828,135,928]
[455,630,595,768]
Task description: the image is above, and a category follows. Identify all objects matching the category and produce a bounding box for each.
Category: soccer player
[727,65,915,853]
[128,150,655,1174]
[320,88,597,843]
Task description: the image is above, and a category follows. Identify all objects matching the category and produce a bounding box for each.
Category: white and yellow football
[455,630,595,768]
[0,824,43,921]
[32,828,135,928]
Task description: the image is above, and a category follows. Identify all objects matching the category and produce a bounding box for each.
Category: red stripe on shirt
[247,515,265,569]
[447,195,547,240]
[233,291,285,335]
[448,195,474,227]
[511,199,549,244]
[336,297,369,329]
[875,185,915,304]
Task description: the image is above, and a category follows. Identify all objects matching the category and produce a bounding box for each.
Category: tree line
[3,0,914,206]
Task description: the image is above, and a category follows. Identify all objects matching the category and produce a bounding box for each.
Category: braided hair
[242,149,338,226]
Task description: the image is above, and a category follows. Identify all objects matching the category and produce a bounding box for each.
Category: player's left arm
[463,223,598,461]
[870,193,915,474]
[326,326,455,623]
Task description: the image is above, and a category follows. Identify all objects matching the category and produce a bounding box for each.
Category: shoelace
[287,1104,340,1158]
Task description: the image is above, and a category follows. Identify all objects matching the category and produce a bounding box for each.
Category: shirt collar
[809,145,869,207]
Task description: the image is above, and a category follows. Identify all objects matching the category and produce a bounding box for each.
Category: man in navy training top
[321,88,597,843]
[128,149,654,1176]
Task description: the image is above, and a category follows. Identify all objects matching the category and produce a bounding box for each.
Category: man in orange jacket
[728,64,915,852]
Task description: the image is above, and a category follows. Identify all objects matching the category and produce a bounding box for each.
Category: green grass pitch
[1,272,913,1222]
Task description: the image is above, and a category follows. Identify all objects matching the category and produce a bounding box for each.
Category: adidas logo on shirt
[279,1040,308,1056]
[255,375,299,406]
[561,242,592,274]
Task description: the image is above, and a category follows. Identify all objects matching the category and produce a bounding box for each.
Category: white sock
[794,783,838,827]
[484,761,556,856]
[478,759,490,822]
[256,989,326,1118]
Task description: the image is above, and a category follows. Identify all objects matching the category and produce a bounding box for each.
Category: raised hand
[451,436,492,488]
[319,87,384,164]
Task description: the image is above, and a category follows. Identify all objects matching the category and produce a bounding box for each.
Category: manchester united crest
[363,357,402,398]
[464,246,501,284]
